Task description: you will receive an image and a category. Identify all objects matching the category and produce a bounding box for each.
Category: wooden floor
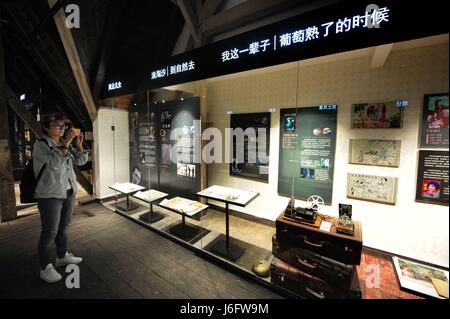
[0,203,283,299]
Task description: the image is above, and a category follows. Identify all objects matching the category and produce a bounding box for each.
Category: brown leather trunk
[276,213,363,265]
[270,257,362,299]
[272,235,354,289]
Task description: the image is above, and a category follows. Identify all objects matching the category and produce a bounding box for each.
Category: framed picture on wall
[415,150,449,206]
[346,173,398,205]
[230,112,270,183]
[419,93,449,148]
[351,101,404,129]
[392,256,449,299]
[349,139,401,167]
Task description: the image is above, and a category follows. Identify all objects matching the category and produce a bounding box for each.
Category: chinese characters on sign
[221,39,272,62]
[151,61,196,80]
[108,81,122,91]
[221,6,390,62]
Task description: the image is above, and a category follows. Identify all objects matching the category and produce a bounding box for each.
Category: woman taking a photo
[33,113,88,283]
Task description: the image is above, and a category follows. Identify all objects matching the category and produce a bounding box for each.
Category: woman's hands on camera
[63,128,84,152]
[65,128,77,146]
[74,131,84,151]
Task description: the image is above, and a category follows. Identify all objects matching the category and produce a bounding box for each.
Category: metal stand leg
[209,201,245,261]
[139,202,164,223]
[225,202,230,251]
[169,213,205,242]
[116,194,139,212]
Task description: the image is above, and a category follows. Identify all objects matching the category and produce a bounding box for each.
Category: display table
[132,190,169,223]
[159,197,209,242]
[197,185,259,261]
[109,182,146,212]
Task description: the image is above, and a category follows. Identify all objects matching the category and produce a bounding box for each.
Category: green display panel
[278,106,337,204]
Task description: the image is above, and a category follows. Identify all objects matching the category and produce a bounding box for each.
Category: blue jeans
[37,189,75,269]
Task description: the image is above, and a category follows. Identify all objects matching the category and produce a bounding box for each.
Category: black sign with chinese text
[102,0,448,98]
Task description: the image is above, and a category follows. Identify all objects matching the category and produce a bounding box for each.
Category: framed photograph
[347,173,398,205]
[392,256,449,299]
[349,139,401,167]
[415,150,449,206]
[230,112,270,183]
[351,101,403,128]
[419,93,449,148]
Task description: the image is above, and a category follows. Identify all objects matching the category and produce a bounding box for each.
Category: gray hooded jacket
[32,135,89,199]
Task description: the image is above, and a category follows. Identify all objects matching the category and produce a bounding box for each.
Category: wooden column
[0,7,18,222]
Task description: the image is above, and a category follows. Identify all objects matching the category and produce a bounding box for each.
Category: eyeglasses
[50,124,66,130]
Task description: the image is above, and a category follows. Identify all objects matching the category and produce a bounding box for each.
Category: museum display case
[97,1,449,298]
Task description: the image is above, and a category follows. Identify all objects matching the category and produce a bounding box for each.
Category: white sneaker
[55,252,83,267]
[40,264,62,283]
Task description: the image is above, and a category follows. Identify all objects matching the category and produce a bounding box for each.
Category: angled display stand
[133,189,169,223]
[159,197,209,242]
[197,185,259,261]
[109,182,145,212]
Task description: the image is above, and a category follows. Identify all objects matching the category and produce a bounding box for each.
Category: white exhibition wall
[93,108,130,199]
[205,41,449,267]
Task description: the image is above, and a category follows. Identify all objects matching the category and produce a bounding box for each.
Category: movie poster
[351,101,404,129]
[415,150,449,206]
[420,93,449,148]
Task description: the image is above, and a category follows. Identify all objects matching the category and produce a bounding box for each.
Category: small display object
[419,93,449,148]
[109,182,145,194]
[337,204,354,235]
[349,139,401,167]
[283,195,324,226]
[351,101,403,129]
[159,197,209,242]
[197,185,258,207]
[133,189,168,203]
[159,197,208,217]
[346,173,398,205]
[392,256,449,299]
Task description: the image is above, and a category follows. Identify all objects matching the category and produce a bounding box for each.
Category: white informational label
[319,221,332,232]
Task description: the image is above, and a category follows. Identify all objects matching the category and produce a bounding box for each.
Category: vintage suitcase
[272,235,354,289]
[270,257,361,299]
[276,213,363,265]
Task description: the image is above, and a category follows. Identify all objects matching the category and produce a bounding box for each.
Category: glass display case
[101,32,449,298]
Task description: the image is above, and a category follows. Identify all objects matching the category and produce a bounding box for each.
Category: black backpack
[19,138,52,204]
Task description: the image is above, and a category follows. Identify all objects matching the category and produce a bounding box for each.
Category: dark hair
[41,113,70,135]
[427,180,440,190]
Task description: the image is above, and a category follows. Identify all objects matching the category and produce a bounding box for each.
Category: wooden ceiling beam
[172,0,223,55]
[176,0,202,47]
[4,2,91,132]
[200,0,305,36]
[48,0,97,122]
